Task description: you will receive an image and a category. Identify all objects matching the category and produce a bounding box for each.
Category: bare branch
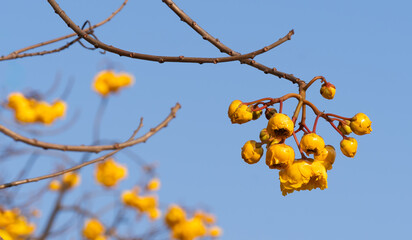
[162,0,304,85]
[0,0,129,61]
[46,0,288,64]
[0,103,181,153]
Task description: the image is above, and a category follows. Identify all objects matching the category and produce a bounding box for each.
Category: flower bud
[300,133,325,156]
[266,143,295,169]
[314,145,336,170]
[265,108,277,120]
[320,82,336,100]
[340,137,358,158]
[266,113,294,140]
[338,120,352,135]
[227,100,253,124]
[259,128,271,143]
[350,113,372,135]
[252,109,262,120]
[241,140,264,164]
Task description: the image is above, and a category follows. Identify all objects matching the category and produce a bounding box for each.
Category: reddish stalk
[312,114,321,133]
[292,131,306,159]
[328,120,346,138]
[326,113,352,121]
[279,100,283,113]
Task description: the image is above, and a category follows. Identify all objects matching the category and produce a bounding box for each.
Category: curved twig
[162,0,304,85]
[0,0,129,61]
[47,0,289,64]
[0,103,181,153]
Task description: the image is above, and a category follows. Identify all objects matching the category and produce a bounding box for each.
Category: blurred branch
[0,103,180,153]
[47,0,288,64]
[162,0,304,85]
[0,103,181,189]
[0,0,129,61]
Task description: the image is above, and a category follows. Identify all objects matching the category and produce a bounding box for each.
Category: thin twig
[46,0,289,64]
[0,103,180,153]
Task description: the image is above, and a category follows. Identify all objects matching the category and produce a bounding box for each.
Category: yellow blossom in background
[48,180,61,191]
[350,113,372,135]
[279,159,328,196]
[241,140,263,164]
[7,92,66,125]
[300,133,325,156]
[165,205,187,228]
[171,217,207,240]
[92,70,134,96]
[208,226,222,238]
[194,211,215,225]
[95,158,127,188]
[121,188,160,220]
[0,208,35,239]
[82,219,106,240]
[340,137,358,158]
[62,172,81,189]
[146,178,161,191]
[148,208,162,221]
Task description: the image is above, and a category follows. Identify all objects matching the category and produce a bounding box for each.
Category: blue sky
[1,0,412,239]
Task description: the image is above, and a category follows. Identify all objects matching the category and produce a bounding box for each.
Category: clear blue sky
[1,0,412,239]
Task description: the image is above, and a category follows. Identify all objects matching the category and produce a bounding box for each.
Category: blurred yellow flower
[165,205,187,228]
[171,217,207,240]
[146,178,161,191]
[266,113,294,140]
[0,208,35,239]
[208,226,222,238]
[62,172,81,189]
[82,219,105,240]
[92,70,134,96]
[194,211,215,225]
[95,158,127,188]
[48,180,61,191]
[340,137,358,158]
[121,189,159,219]
[7,92,66,125]
[241,140,263,164]
[266,143,295,169]
[300,133,325,156]
[350,113,372,135]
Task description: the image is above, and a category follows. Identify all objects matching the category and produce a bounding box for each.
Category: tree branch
[46,0,288,64]
[162,0,304,85]
[0,103,181,153]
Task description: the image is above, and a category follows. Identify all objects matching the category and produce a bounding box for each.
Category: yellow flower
[148,208,162,221]
[48,180,61,191]
[146,178,161,191]
[172,218,206,240]
[320,82,336,100]
[227,100,253,124]
[82,219,105,240]
[95,158,127,188]
[340,137,358,158]
[52,100,67,118]
[208,226,222,238]
[0,229,12,240]
[135,196,157,212]
[165,205,187,228]
[92,70,134,96]
[266,143,295,169]
[121,189,140,208]
[279,159,328,196]
[350,113,372,135]
[0,208,35,238]
[62,172,81,189]
[194,211,215,225]
[300,133,325,156]
[338,120,352,135]
[35,101,55,124]
[241,140,263,164]
[266,113,294,140]
[7,92,27,110]
[314,145,336,171]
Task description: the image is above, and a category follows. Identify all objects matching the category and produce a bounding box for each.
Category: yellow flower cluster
[48,172,81,191]
[7,92,66,125]
[95,158,127,188]
[121,187,161,221]
[229,96,372,195]
[92,70,134,96]
[0,207,35,240]
[146,177,161,191]
[164,205,222,240]
[82,219,106,240]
